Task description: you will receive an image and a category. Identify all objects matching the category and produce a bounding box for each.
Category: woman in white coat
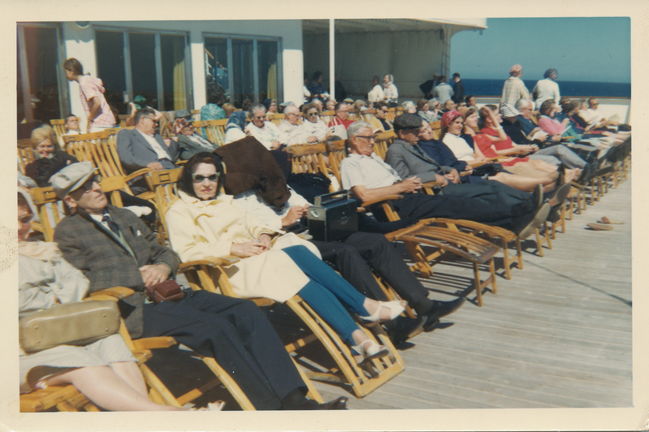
[165,153,405,361]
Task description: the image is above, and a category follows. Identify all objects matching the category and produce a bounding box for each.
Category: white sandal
[359,300,405,322]
[351,339,389,363]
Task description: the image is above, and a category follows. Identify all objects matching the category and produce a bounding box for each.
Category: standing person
[382,74,399,105]
[368,75,385,105]
[63,58,116,133]
[432,75,454,104]
[500,64,530,118]
[451,73,465,104]
[532,68,561,110]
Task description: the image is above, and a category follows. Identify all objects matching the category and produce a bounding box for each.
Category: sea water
[460,78,630,98]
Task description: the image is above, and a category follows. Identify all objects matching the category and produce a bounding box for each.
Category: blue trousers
[282,245,369,344]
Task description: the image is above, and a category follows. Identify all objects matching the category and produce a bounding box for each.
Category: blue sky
[450,17,630,83]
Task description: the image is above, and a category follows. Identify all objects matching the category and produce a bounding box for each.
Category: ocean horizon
[460,78,630,98]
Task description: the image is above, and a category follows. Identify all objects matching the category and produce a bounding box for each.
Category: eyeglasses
[192,174,219,183]
[355,135,376,141]
[306,112,318,116]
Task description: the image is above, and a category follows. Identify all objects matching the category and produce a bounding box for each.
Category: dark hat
[393,113,424,131]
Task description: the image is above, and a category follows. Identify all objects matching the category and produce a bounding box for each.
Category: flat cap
[393,113,424,131]
[50,161,96,199]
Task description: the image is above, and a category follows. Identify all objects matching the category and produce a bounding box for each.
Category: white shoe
[351,339,389,363]
[359,300,405,322]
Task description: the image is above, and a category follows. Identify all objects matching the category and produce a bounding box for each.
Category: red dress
[474,127,529,167]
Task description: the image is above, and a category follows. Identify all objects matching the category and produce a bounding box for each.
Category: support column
[329,19,335,101]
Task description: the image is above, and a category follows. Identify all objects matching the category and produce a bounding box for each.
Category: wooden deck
[313,178,632,409]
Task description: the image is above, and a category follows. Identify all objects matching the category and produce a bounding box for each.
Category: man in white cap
[500,64,530,118]
[50,162,348,411]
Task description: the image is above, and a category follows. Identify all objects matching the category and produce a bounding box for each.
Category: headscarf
[200,103,226,121]
[441,110,462,129]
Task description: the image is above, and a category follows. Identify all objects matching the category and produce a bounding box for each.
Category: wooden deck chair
[192,119,227,147]
[179,257,404,398]
[87,287,259,410]
[65,130,154,201]
[149,184,404,398]
[286,143,341,193]
[20,383,101,412]
[325,140,347,184]
[359,196,499,306]
[18,138,35,175]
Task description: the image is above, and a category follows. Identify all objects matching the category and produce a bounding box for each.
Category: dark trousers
[313,232,430,314]
[381,191,533,231]
[142,291,304,410]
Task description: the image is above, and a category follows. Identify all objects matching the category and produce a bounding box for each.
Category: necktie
[101,212,121,235]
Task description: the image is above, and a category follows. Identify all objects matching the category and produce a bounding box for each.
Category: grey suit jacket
[55,206,180,337]
[117,128,179,173]
[385,139,453,183]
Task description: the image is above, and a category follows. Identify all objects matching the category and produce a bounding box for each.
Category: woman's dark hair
[178,152,225,199]
[478,105,498,129]
[464,95,475,105]
[416,99,429,112]
[539,99,556,116]
[63,58,84,75]
[561,99,579,115]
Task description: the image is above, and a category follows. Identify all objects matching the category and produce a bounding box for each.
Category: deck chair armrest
[178,256,241,272]
[87,286,136,301]
[132,336,178,350]
[124,168,153,184]
[359,194,404,209]
[421,181,444,189]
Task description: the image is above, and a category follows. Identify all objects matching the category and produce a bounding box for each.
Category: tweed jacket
[385,138,453,183]
[54,205,180,336]
[116,128,179,173]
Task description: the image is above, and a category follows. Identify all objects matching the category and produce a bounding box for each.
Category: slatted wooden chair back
[49,118,67,148]
[430,120,442,140]
[286,143,330,177]
[373,130,396,160]
[192,119,227,147]
[29,187,65,242]
[145,168,183,243]
[320,110,335,125]
[18,139,35,175]
[325,140,346,187]
[268,113,285,126]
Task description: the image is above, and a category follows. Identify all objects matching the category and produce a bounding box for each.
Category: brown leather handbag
[145,280,186,304]
[19,300,121,354]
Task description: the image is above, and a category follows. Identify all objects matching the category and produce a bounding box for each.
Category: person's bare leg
[490,172,544,192]
[110,361,148,397]
[43,366,181,411]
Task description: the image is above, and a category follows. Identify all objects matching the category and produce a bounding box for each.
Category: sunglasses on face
[307,112,318,116]
[192,174,219,183]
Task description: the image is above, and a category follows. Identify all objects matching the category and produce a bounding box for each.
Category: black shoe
[531,183,544,210]
[420,313,440,332]
[317,396,349,410]
[430,297,465,319]
[286,396,349,410]
[385,315,422,346]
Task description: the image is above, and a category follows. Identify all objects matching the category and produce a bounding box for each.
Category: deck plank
[310,176,632,409]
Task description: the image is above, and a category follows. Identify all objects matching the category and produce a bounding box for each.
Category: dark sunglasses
[192,174,219,183]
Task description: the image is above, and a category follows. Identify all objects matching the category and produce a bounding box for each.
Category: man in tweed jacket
[51,162,347,410]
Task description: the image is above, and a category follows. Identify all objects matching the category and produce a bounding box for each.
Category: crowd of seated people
[17,62,632,412]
